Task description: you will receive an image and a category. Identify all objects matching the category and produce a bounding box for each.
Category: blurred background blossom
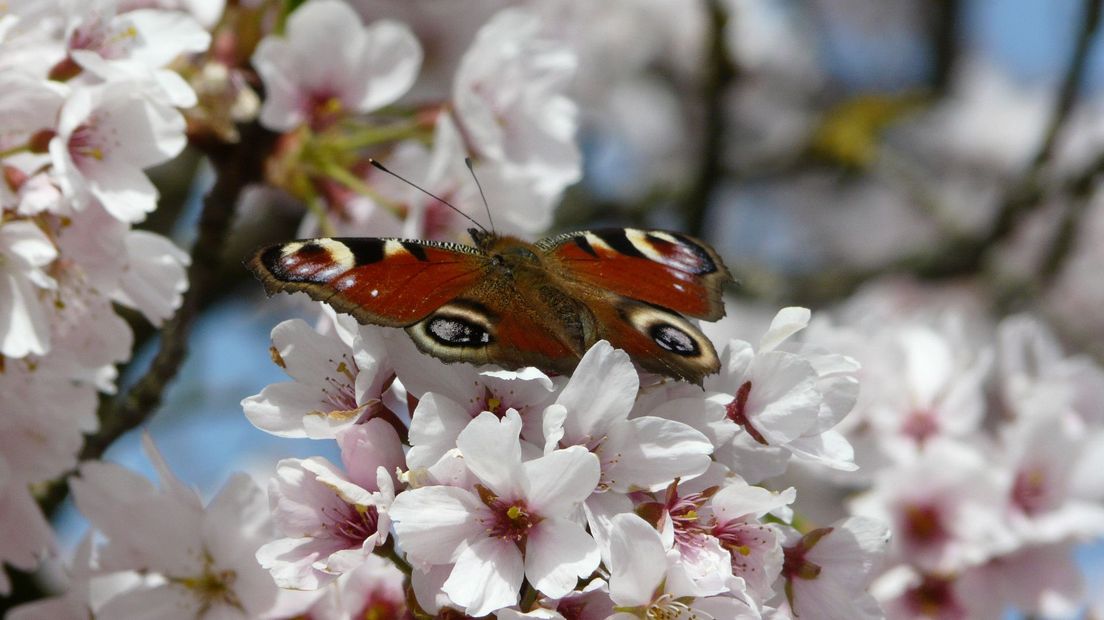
[4,0,1104,618]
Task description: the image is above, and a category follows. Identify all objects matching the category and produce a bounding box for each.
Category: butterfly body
[248,228,732,384]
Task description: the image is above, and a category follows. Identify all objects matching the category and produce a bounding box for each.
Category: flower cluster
[793,284,1104,618]
[0,0,201,591]
[238,306,883,618]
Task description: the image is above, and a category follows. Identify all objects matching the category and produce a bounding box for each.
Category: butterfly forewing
[248,237,489,326]
[537,228,731,321]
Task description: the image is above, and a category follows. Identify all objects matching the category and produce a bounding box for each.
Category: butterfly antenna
[367,158,488,233]
[465,157,495,233]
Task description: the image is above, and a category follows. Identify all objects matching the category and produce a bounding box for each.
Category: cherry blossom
[242,310,393,439]
[664,307,859,483]
[606,512,760,620]
[49,82,187,222]
[391,410,601,617]
[252,0,422,132]
[67,437,300,619]
[779,516,889,620]
[256,419,403,590]
[453,7,581,200]
[850,440,1011,574]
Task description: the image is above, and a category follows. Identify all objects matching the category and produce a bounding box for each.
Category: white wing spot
[384,240,407,257]
[312,239,354,271]
[370,289,379,297]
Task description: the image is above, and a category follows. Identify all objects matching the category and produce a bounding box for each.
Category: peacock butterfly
[247,161,733,384]
[247,226,732,384]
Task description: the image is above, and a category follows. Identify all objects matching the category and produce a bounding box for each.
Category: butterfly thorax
[469,229,545,275]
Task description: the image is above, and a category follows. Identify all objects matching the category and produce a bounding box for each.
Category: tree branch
[682,0,736,237]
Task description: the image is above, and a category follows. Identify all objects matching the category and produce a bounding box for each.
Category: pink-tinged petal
[70,461,204,576]
[95,584,202,620]
[457,411,524,497]
[900,327,955,407]
[390,486,485,566]
[241,382,328,438]
[692,595,762,620]
[112,230,188,325]
[411,565,457,616]
[282,1,368,94]
[253,38,302,131]
[554,341,638,443]
[759,306,810,352]
[0,267,52,357]
[338,418,404,490]
[523,446,599,513]
[0,485,55,581]
[268,458,347,535]
[98,93,186,168]
[541,403,568,452]
[808,517,890,587]
[351,20,422,112]
[714,432,790,484]
[270,318,353,388]
[123,9,211,67]
[607,513,666,607]
[524,518,599,598]
[603,416,712,493]
[582,491,635,566]
[665,535,733,598]
[787,431,857,471]
[86,158,159,223]
[444,537,524,616]
[407,393,473,469]
[707,340,754,391]
[747,351,820,443]
[713,482,796,521]
[255,537,327,590]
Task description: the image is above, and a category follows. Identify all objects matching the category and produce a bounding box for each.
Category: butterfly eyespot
[427,316,492,346]
[650,323,700,356]
[406,301,498,356]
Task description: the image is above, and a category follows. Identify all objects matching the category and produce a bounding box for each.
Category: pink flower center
[903,574,965,618]
[901,502,946,546]
[782,527,831,583]
[322,502,381,547]
[68,122,107,168]
[69,15,138,60]
[474,385,510,417]
[301,89,344,131]
[714,520,773,575]
[901,409,939,445]
[321,355,360,412]
[477,485,539,546]
[1011,465,1049,515]
[726,381,768,444]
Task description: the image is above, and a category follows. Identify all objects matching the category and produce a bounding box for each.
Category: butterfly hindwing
[589,297,720,384]
[537,228,732,321]
[248,237,489,326]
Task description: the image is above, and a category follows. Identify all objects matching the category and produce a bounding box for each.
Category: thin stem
[331,120,426,150]
[374,539,413,577]
[0,143,30,159]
